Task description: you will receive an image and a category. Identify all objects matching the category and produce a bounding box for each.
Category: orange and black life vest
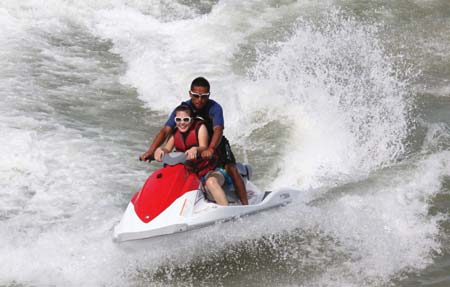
[173,120,217,177]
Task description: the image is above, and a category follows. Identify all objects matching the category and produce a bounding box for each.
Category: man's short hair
[190,77,210,91]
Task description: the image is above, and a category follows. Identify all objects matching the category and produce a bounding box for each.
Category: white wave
[300,151,449,286]
[89,1,306,111]
[0,112,144,285]
[248,12,412,189]
[0,1,446,286]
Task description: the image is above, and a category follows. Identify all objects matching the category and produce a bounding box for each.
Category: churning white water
[1,0,449,286]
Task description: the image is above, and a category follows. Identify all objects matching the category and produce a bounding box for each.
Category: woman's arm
[154,135,175,162]
[197,124,209,153]
[185,124,209,160]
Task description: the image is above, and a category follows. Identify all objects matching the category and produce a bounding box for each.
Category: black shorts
[216,136,236,166]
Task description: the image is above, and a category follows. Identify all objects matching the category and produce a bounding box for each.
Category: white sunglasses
[190,91,210,99]
[175,117,192,123]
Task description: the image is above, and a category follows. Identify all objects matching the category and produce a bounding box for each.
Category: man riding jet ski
[140,77,248,205]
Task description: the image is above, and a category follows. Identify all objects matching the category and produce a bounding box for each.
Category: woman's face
[174,110,192,133]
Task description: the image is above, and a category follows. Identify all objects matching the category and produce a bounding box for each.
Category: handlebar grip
[140,155,155,162]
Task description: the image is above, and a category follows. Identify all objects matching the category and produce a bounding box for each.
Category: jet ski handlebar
[161,152,187,166]
[139,152,187,166]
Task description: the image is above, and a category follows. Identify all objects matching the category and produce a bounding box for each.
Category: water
[1,0,449,286]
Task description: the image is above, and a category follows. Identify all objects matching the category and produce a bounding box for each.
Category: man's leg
[217,136,248,205]
[225,163,248,205]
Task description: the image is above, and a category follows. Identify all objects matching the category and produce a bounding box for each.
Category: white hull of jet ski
[114,153,294,242]
[114,181,292,242]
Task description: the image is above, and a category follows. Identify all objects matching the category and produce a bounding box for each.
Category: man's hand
[140,126,173,162]
[201,147,214,159]
[139,151,152,162]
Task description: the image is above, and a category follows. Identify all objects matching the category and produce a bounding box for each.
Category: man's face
[190,85,210,110]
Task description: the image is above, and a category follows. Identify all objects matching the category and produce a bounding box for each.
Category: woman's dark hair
[174,103,194,116]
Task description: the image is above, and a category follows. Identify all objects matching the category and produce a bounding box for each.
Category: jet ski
[113,152,293,242]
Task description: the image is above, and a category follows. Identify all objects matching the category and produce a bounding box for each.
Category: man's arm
[139,125,173,161]
[201,125,223,159]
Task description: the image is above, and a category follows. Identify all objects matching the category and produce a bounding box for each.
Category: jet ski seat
[236,163,252,181]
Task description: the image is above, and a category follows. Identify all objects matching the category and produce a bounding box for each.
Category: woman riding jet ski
[113,104,294,242]
[154,103,235,206]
